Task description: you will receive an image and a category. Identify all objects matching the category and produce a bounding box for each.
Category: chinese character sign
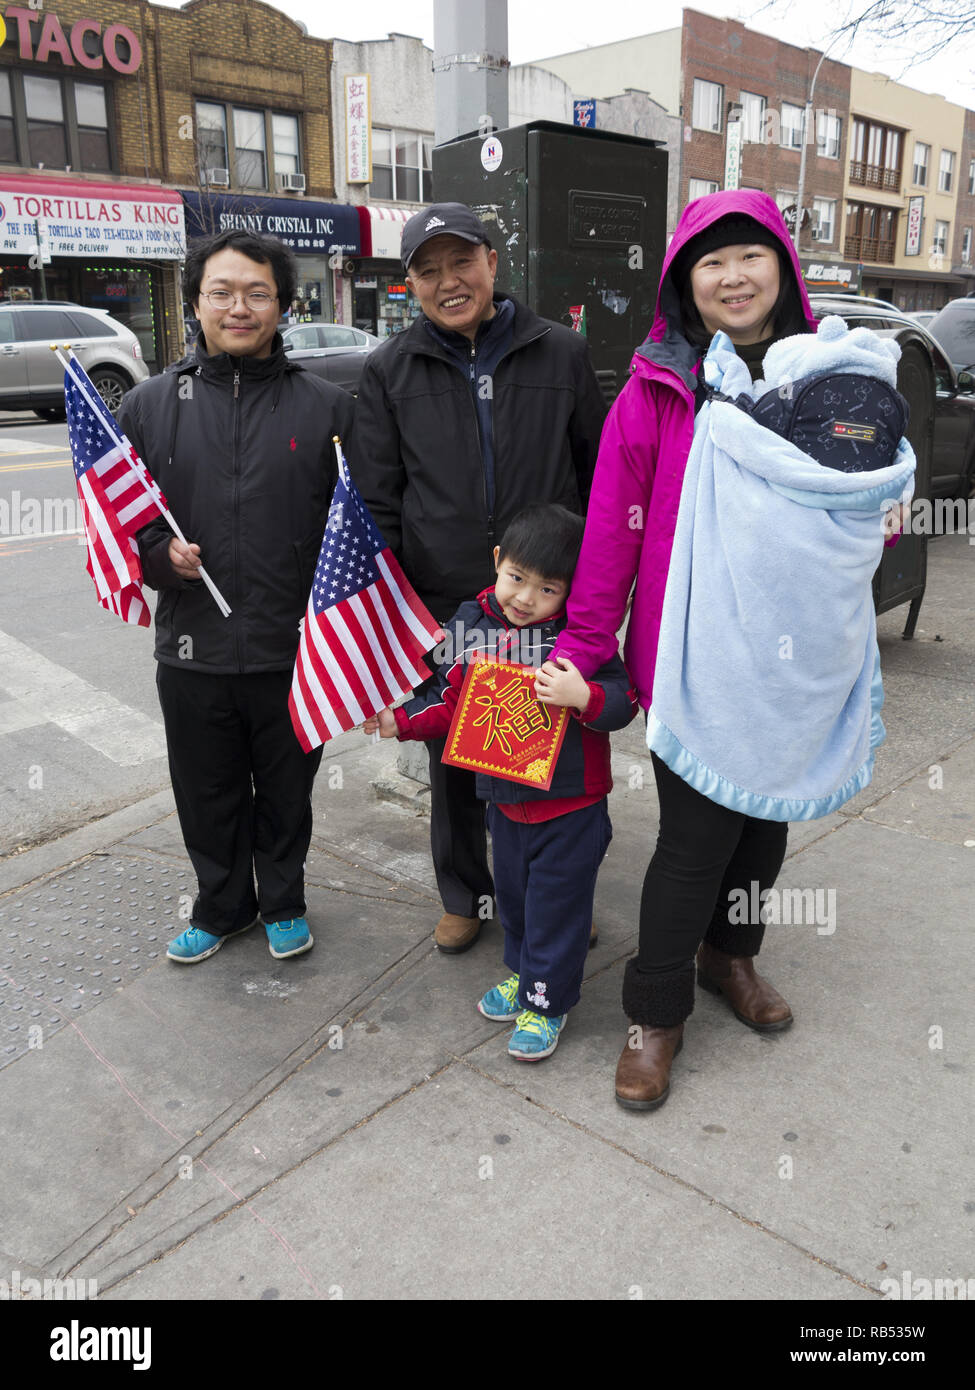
[443,658,569,790]
[346,75,372,184]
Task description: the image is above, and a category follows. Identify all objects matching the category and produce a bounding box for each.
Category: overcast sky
[156,0,975,108]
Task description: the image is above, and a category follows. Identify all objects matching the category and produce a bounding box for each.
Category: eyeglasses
[199,290,278,310]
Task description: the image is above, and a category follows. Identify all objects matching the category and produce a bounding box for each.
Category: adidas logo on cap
[424,215,446,231]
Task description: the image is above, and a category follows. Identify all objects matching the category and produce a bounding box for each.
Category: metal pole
[34,218,48,299]
[433,0,509,146]
[794,41,838,254]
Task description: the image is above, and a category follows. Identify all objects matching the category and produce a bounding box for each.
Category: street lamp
[794,35,846,255]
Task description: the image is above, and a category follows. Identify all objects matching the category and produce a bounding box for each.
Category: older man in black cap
[353,202,607,954]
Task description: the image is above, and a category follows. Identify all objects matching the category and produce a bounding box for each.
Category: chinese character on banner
[346,74,371,184]
[442,659,569,789]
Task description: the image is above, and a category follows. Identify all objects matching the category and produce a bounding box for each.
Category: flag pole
[57,346,231,617]
[333,434,381,743]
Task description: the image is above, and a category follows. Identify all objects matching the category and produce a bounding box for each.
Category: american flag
[289,446,443,751]
[65,359,166,628]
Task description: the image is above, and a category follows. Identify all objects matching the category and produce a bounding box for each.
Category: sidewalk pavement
[0,536,972,1303]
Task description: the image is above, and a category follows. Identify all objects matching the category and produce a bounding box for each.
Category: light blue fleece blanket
[647,321,916,820]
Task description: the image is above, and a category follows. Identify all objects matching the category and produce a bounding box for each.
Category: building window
[692,79,723,133]
[780,103,804,151]
[912,141,930,186]
[969,158,975,195]
[370,128,433,202]
[816,111,841,160]
[933,220,949,255]
[850,119,902,190]
[740,92,766,144]
[845,202,898,264]
[234,108,266,189]
[962,226,973,265]
[0,71,113,173]
[939,149,955,193]
[195,101,302,190]
[273,114,300,176]
[25,75,68,168]
[813,197,836,243]
[688,178,719,200]
[0,72,17,164]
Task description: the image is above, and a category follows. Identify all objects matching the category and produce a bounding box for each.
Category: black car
[809,295,975,502]
[281,323,379,394]
[926,297,975,375]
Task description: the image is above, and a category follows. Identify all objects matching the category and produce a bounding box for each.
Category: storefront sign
[182,191,360,255]
[905,196,924,257]
[800,259,861,294]
[346,75,371,184]
[0,177,183,259]
[573,100,596,129]
[724,118,742,191]
[0,7,143,74]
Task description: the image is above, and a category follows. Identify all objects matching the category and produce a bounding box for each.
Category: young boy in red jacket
[365,504,637,1060]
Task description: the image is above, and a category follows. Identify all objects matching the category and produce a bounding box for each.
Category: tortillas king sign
[0,6,143,74]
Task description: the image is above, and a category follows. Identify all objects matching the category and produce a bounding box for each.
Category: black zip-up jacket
[120,334,354,674]
[352,294,607,622]
[394,589,638,808]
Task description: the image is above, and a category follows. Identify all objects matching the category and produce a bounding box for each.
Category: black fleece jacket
[120,334,354,674]
[351,293,607,622]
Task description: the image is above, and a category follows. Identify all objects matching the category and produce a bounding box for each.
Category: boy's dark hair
[497,504,585,585]
[183,229,297,309]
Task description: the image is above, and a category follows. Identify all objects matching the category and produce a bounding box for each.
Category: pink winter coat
[554,189,817,708]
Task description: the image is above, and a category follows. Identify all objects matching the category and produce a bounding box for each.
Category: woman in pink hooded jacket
[552,190,818,1109]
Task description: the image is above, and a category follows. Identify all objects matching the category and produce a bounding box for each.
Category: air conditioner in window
[205,168,230,186]
[277,172,306,192]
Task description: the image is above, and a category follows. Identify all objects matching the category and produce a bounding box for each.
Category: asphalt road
[0,411,169,855]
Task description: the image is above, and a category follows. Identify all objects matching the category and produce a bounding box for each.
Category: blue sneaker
[264,917,313,959]
[477,974,521,1021]
[508,1010,566,1061]
[166,925,227,963]
[167,917,256,963]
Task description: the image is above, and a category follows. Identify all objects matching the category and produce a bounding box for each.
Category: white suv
[0,301,150,420]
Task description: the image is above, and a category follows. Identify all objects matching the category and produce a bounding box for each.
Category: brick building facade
[0,0,350,367]
[952,107,975,293]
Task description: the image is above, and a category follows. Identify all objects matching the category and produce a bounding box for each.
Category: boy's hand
[362,708,398,738]
[534,656,590,714]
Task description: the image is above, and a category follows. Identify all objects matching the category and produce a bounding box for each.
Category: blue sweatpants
[486,799,613,1018]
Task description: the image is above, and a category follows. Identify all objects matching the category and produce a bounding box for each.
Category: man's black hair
[183,229,297,309]
[678,241,809,349]
[497,503,585,585]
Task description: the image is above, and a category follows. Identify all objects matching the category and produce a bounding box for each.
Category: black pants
[623,753,789,1026]
[156,665,324,936]
[426,738,495,917]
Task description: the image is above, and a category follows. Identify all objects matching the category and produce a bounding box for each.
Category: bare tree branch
[752,0,975,68]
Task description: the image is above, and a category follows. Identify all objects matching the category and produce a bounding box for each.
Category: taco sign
[0,6,142,74]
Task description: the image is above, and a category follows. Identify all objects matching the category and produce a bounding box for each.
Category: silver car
[281,322,379,394]
[0,301,150,420]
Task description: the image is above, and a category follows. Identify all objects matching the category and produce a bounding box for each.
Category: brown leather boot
[696,942,793,1032]
[434,913,481,953]
[614,1023,684,1110]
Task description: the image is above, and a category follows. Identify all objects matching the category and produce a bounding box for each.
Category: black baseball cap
[401,202,490,271]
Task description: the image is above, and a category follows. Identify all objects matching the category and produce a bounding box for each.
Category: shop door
[80,266,158,369]
[354,286,377,335]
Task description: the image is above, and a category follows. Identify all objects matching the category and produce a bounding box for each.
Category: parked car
[0,301,149,419]
[909,309,939,331]
[281,322,379,394]
[809,294,975,502]
[926,297,975,374]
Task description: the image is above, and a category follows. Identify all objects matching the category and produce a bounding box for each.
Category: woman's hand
[362,707,398,738]
[534,656,590,713]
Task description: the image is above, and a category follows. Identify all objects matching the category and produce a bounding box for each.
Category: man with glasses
[118,230,354,965]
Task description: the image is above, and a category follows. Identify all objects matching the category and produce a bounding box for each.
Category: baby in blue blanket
[747,315,909,475]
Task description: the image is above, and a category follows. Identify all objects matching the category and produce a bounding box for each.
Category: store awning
[181,191,360,255]
[359,205,412,261]
[0,175,184,260]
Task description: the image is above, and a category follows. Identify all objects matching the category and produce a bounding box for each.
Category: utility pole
[433,0,509,146]
[794,35,846,255]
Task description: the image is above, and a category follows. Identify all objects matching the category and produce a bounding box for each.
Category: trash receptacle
[874,340,932,637]
[433,120,668,402]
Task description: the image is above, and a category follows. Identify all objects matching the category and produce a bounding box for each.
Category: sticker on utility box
[480,137,503,172]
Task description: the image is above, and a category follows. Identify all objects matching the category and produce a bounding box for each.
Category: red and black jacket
[395,588,637,816]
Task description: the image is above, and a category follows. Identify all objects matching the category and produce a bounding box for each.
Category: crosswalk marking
[0,628,167,767]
